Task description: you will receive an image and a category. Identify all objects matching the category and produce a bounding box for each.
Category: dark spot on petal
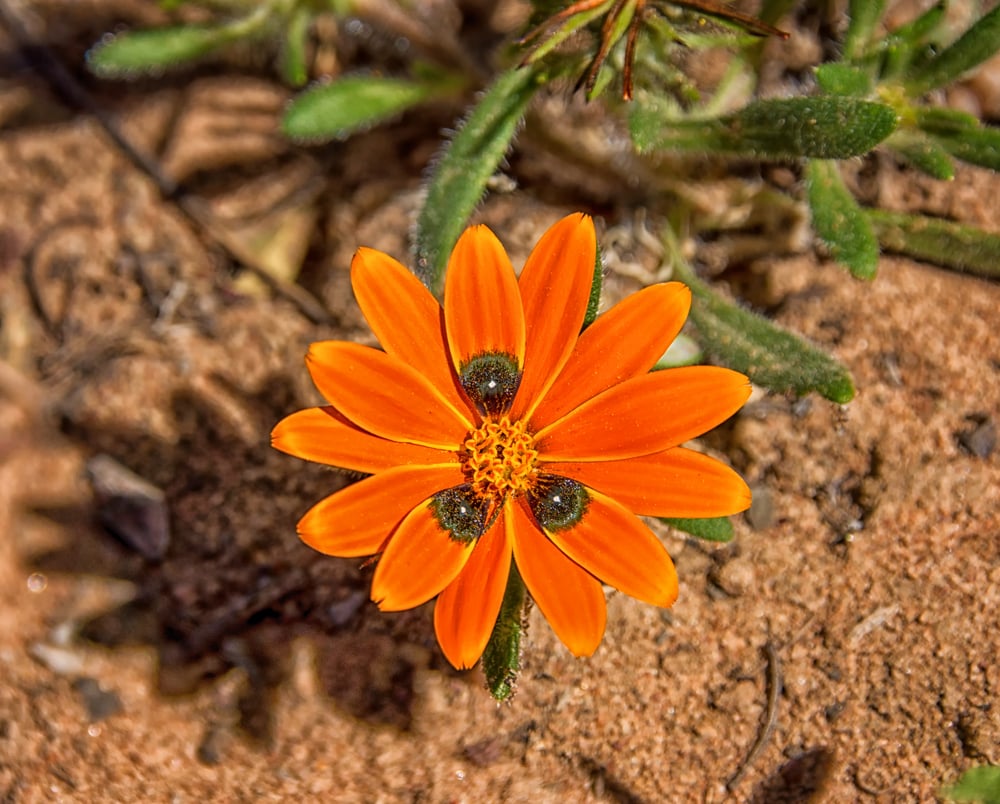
[529,476,589,532]
[459,352,521,416]
[430,486,486,545]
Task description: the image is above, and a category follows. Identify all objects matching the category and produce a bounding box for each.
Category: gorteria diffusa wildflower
[272,214,751,670]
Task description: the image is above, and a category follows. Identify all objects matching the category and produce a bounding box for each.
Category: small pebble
[29,642,85,676]
[747,485,776,530]
[713,557,756,597]
[72,677,123,721]
[958,416,996,459]
[87,454,171,560]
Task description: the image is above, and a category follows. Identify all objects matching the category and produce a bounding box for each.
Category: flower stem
[482,564,526,701]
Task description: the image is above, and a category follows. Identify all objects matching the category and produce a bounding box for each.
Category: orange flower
[272,213,751,669]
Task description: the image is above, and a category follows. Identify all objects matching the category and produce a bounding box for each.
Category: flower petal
[351,247,468,414]
[530,282,691,430]
[307,341,472,449]
[298,464,464,557]
[543,488,678,608]
[510,499,606,657]
[433,507,512,669]
[272,406,454,473]
[536,366,751,461]
[444,225,526,372]
[371,497,477,611]
[510,213,597,419]
[546,447,752,518]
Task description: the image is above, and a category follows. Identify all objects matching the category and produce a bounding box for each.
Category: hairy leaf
[672,259,855,403]
[916,106,980,134]
[905,5,1000,94]
[843,0,887,61]
[283,75,450,142]
[631,97,897,159]
[886,130,955,180]
[868,209,1000,279]
[279,5,312,87]
[415,66,541,294]
[815,63,872,96]
[806,159,879,279]
[929,124,1000,172]
[87,24,240,76]
[941,765,1000,804]
[662,516,734,542]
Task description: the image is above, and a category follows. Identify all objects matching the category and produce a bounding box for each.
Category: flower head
[272,214,751,669]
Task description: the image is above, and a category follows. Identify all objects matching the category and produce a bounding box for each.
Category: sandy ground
[1,2,999,802]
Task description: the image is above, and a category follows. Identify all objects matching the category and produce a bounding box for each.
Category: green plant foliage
[868,210,1000,280]
[915,106,981,135]
[282,75,454,142]
[929,125,1000,172]
[814,63,872,96]
[877,1,947,81]
[631,97,898,159]
[905,5,1000,95]
[672,257,855,403]
[415,66,542,294]
[86,24,241,76]
[582,245,604,330]
[942,765,1000,804]
[886,130,955,180]
[662,516,734,542]
[806,159,879,279]
[279,5,312,87]
[482,565,525,702]
[843,0,887,62]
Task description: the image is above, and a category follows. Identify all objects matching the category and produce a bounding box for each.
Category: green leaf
[86,24,239,76]
[815,63,873,96]
[916,106,980,135]
[843,0,886,61]
[582,244,604,330]
[671,257,855,403]
[867,209,1000,280]
[805,159,879,279]
[631,97,897,159]
[282,75,448,142]
[662,516,733,542]
[482,565,525,702]
[929,124,1000,172]
[905,5,1000,95]
[879,1,946,80]
[942,765,1000,804]
[886,130,955,180]
[279,5,312,87]
[415,66,542,294]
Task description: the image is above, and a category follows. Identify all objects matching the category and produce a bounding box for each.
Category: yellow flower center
[462,415,538,499]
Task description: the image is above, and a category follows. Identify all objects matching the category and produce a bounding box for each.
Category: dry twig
[726,636,782,791]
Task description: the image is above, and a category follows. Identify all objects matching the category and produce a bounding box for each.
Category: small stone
[197,725,226,766]
[29,642,85,676]
[72,677,123,721]
[713,557,756,597]
[87,454,171,560]
[746,485,776,530]
[958,416,996,459]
